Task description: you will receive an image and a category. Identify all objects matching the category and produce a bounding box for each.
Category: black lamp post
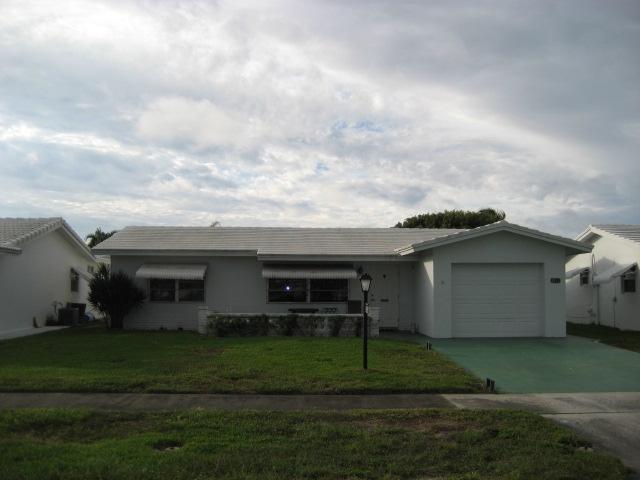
[359,273,372,370]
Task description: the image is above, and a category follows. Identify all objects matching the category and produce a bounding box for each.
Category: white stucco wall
[0,229,96,335]
[423,231,567,338]
[110,256,415,330]
[413,252,434,336]
[566,234,639,331]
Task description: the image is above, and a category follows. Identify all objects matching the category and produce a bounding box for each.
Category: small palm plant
[88,264,145,329]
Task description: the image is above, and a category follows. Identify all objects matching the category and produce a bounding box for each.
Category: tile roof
[0,217,64,250]
[92,226,466,257]
[0,217,94,259]
[591,224,640,245]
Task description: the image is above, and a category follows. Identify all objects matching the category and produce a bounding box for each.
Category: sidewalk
[0,392,453,411]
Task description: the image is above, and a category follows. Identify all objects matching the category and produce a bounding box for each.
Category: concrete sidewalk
[1,391,638,474]
[0,392,454,411]
[446,392,640,475]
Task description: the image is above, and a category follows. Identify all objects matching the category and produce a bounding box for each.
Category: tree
[86,227,118,248]
[395,208,506,229]
[88,264,145,329]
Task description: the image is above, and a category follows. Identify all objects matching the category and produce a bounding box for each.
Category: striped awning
[593,262,637,285]
[566,267,589,279]
[136,264,207,280]
[262,265,357,279]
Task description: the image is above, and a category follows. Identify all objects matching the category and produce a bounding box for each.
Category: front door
[366,263,399,329]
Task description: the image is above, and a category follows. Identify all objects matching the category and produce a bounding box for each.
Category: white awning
[262,265,357,279]
[136,264,207,280]
[566,267,590,279]
[592,262,637,285]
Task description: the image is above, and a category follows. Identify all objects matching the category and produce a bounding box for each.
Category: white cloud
[0,0,638,237]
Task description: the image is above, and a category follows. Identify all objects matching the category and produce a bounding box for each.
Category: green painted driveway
[430,336,640,393]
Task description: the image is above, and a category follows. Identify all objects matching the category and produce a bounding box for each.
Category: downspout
[612,278,617,329]
[591,254,600,326]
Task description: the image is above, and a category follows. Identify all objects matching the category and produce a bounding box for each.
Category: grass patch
[568,322,640,353]
[0,326,481,393]
[0,408,627,480]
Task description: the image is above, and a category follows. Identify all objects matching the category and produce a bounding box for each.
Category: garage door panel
[452,263,544,337]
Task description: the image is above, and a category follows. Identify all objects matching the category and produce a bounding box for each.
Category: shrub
[329,316,345,337]
[210,315,270,337]
[272,314,298,336]
[88,264,145,329]
[297,316,324,337]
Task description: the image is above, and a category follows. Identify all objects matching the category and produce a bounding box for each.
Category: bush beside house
[88,264,145,329]
[204,312,370,338]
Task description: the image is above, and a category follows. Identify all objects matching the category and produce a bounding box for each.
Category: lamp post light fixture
[359,273,372,370]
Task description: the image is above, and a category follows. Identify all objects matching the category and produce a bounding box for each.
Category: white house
[566,225,639,331]
[0,218,97,337]
[94,221,590,338]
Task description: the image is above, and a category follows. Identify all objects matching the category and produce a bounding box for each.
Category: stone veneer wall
[197,308,379,337]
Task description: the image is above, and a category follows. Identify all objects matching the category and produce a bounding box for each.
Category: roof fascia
[58,222,96,262]
[256,254,413,262]
[92,249,258,257]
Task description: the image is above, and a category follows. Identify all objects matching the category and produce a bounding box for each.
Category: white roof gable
[0,217,95,261]
[396,220,592,256]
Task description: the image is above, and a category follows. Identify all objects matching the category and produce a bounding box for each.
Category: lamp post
[359,273,372,370]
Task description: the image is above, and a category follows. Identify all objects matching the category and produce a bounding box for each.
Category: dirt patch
[193,346,228,357]
[152,439,183,452]
[355,415,475,437]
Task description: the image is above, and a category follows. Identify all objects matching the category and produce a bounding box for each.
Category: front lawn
[0,408,626,480]
[568,322,640,353]
[0,326,481,393]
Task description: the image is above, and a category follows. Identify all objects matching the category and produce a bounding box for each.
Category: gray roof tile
[0,217,63,248]
[93,226,466,256]
[592,224,640,245]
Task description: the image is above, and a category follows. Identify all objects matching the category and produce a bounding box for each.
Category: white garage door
[452,263,544,337]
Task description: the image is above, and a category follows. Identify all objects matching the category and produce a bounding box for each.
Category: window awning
[262,265,358,279]
[566,267,590,279]
[136,264,208,280]
[592,262,637,285]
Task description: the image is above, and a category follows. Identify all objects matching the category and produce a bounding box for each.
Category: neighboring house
[0,218,97,336]
[93,220,589,338]
[566,225,639,331]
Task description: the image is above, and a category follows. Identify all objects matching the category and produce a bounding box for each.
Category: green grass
[0,408,627,480]
[568,322,640,353]
[0,326,481,393]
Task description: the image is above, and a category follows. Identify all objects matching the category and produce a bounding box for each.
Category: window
[178,280,205,302]
[579,270,589,286]
[150,279,205,302]
[267,278,349,303]
[268,279,307,302]
[150,279,176,302]
[622,269,636,293]
[88,265,95,274]
[310,279,348,302]
[70,269,79,292]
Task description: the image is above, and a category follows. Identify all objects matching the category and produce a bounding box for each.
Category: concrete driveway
[431,336,640,393]
[446,392,640,476]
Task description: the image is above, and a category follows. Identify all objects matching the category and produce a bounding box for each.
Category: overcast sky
[1,0,639,238]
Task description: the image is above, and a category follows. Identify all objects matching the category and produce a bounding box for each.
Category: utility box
[58,307,79,326]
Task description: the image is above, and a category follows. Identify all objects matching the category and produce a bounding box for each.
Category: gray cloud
[0,0,638,238]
